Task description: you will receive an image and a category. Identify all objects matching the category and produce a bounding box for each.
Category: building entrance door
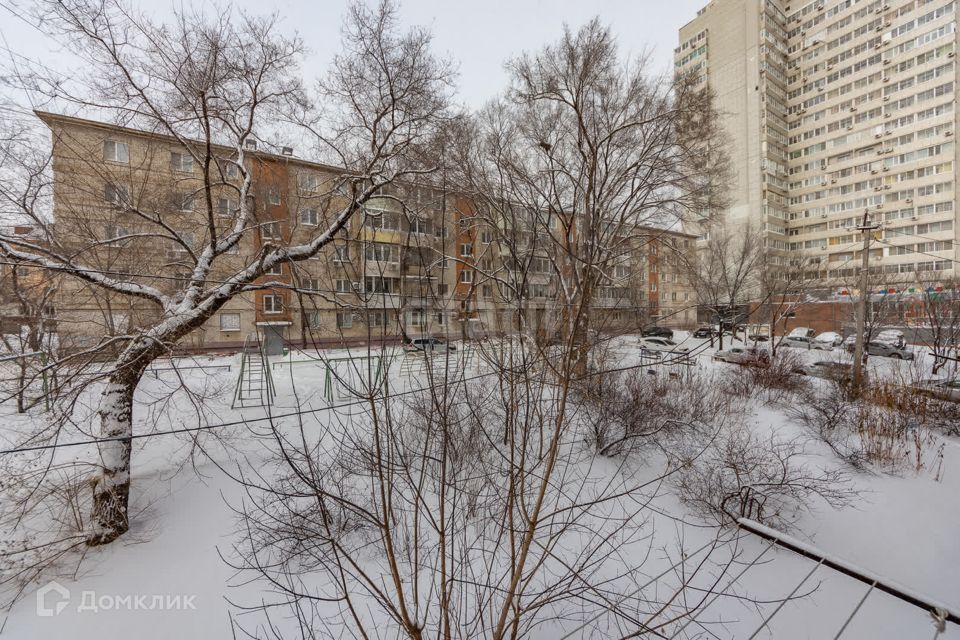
[258,323,288,356]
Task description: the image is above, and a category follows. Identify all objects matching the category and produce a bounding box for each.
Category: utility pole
[852,210,880,389]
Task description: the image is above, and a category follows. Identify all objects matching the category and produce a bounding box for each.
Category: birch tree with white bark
[0,0,453,545]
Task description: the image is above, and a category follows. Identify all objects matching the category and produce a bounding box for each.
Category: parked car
[813,331,843,348]
[638,337,690,353]
[641,326,674,339]
[713,346,770,366]
[404,337,456,353]
[692,326,715,339]
[874,329,907,348]
[793,360,857,382]
[748,333,770,342]
[864,341,913,360]
[780,335,816,350]
[912,378,960,402]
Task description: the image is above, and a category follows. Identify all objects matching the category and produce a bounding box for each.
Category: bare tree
[0,0,452,545]
[909,274,959,377]
[0,258,58,412]
[757,253,818,356]
[218,18,748,640]
[449,20,729,371]
[681,222,764,350]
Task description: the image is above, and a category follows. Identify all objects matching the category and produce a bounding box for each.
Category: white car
[792,360,856,382]
[713,347,769,366]
[780,335,816,350]
[813,331,843,349]
[638,337,690,354]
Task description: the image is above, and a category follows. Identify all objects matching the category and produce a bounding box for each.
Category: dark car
[641,326,674,339]
[693,326,714,339]
[404,337,456,353]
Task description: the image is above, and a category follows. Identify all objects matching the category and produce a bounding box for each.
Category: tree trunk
[87,343,155,546]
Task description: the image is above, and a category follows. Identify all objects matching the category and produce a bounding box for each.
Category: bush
[725,350,808,404]
[573,368,735,458]
[791,381,948,472]
[670,423,852,528]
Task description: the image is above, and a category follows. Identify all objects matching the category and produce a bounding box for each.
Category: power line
[0,339,717,457]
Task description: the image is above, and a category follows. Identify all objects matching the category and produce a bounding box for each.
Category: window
[480,229,493,244]
[364,276,396,294]
[438,284,449,296]
[219,158,240,179]
[305,311,321,329]
[266,188,280,206]
[170,151,193,173]
[435,312,445,325]
[298,173,318,193]
[410,309,426,326]
[104,183,129,206]
[482,285,493,298]
[336,311,353,328]
[265,263,282,276]
[261,221,281,240]
[335,279,352,293]
[368,311,387,327]
[334,244,350,262]
[103,224,129,245]
[217,197,238,217]
[459,270,473,283]
[460,243,473,257]
[300,208,318,226]
[103,140,129,163]
[364,211,400,230]
[409,218,431,235]
[166,232,194,257]
[219,312,241,332]
[304,278,321,291]
[263,295,283,314]
[174,191,194,212]
[365,242,398,263]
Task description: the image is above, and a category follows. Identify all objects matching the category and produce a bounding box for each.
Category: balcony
[363,260,401,277]
[357,293,402,309]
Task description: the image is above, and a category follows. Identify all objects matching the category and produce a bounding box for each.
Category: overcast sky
[0,0,707,111]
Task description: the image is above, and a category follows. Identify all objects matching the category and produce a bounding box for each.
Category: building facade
[677,0,958,291]
[35,113,697,353]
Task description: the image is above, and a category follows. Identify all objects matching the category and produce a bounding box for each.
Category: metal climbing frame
[231,333,276,409]
[321,355,386,402]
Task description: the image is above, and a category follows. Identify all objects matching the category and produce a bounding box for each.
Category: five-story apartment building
[36,112,697,352]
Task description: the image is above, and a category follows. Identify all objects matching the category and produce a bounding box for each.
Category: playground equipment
[271,348,389,403]
[231,334,276,409]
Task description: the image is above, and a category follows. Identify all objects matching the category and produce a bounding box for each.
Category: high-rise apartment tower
[677,0,958,290]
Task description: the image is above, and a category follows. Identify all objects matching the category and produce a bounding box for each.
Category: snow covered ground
[1,335,958,639]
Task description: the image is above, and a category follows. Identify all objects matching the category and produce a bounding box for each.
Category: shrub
[670,423,852,528]
[573,367,735,458]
